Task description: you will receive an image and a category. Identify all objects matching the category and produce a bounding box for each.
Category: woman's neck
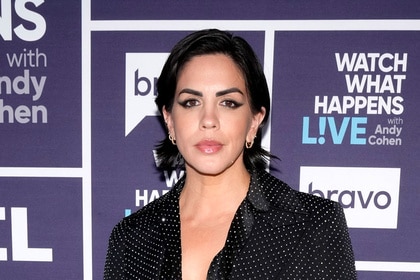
[179,165,250,221]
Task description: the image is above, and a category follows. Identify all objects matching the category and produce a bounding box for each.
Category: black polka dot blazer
[104,170,357,279]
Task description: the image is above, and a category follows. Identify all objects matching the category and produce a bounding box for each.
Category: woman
[104,29,356,279]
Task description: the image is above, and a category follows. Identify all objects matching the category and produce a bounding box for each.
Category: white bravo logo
[299,166,400,229]
[125,53,169,136]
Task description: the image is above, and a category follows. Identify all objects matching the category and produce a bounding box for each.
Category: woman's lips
[195,140,223,154]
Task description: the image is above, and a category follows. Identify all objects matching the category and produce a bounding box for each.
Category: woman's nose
[200,106,219,129]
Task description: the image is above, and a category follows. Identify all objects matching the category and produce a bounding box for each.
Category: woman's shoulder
[256,170,343,216]
[113,186,178,234]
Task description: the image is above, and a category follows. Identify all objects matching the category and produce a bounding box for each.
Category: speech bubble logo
[125,53,169,136]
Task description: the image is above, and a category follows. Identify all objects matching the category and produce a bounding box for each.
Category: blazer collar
[158,170,313,279]
[229,171,313,280]
[248,170,311,226]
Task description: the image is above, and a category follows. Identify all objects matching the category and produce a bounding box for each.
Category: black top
[104,170,356,279]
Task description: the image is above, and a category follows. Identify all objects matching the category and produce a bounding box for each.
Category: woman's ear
[162,106,174,135]
[256,107,266,127]
[247,107,266,142]
[253,107,266,131]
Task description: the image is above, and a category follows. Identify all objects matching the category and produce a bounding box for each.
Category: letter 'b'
[308,182,325,198]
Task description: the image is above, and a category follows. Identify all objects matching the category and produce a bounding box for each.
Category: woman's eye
[179,99,200,108]
[221,100,242,109]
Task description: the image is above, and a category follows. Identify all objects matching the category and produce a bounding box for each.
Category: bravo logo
[299,166,400,229]
[0,207,52,262]
[125,53,169,136]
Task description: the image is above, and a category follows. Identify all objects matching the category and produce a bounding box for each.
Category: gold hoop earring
[245,140,254,149]
[169,133,176,145]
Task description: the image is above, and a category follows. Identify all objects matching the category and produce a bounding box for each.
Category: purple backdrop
[1,1,419,279]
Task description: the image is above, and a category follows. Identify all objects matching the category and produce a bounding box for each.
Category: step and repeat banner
[1,1,419,279]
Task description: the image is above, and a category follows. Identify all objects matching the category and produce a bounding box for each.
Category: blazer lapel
[229,171,312,279]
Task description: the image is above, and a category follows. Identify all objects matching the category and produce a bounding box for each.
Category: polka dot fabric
[104,170,356,279]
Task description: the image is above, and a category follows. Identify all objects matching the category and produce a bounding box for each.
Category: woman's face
[163,54,265,176]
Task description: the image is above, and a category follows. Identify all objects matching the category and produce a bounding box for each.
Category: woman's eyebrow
[178,88,202,96]
[216,87,244,97]
[178,87,244,97]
